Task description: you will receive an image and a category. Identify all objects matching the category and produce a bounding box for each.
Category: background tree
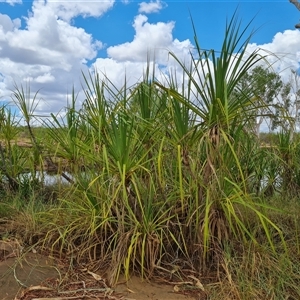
[239,65,283,137]
[289,0,300,28]
[290,0,300,10]
[272,70,300,141]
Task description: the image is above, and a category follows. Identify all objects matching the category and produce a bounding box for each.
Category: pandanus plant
[156,11,284,258]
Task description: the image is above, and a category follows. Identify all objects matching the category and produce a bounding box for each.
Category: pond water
[19,170,74,186]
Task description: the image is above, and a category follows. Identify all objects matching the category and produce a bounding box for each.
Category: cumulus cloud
[90,57,190,104]
[107,14,193,65]
[90,12,196,94]
[34,73,55,84]
[247,29,300,82]
[46,0,115,22]
[0,13,21,32]
[0,0,114,115]
[138,0,166,14]
[92,59,158,90]
[0,0,22,5]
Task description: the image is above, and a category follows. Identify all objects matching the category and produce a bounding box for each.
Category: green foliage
[238,65,286,135]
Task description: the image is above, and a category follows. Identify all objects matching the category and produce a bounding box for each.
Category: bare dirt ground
[0,240,206,300]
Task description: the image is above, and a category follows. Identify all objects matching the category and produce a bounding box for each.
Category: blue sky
[0,0,299,118]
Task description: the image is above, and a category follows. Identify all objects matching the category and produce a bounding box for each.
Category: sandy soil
[0,240,204,300]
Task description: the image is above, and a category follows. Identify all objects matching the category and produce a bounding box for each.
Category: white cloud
[0,0,113,115]
[0,0,22,5]
[90,13,196,94]
[247,29,300,82]
[90,58,190,104]
[35,73,55,84]
[46,0,115,22]
[107,14,193,65]
[92,59,157,90]
[0,13,21,32]
[138,0,166,14]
